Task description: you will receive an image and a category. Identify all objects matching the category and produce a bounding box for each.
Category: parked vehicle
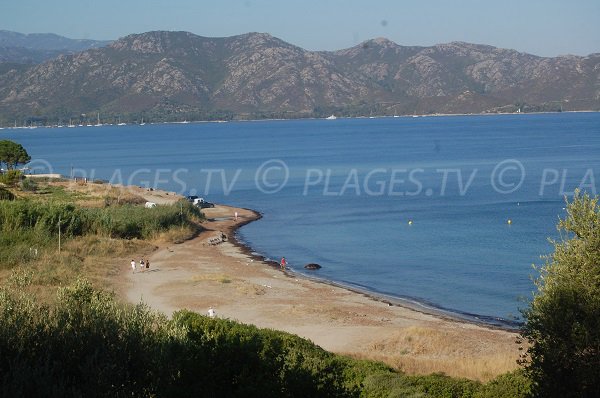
[193,198,215,208]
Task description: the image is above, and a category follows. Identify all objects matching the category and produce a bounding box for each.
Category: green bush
[521,191,600,397]
[0,279,177,397]
[0,170,22,187]
[171,310,356,397]
[362,372,480,398]
[474,370,531,398]
[19,177,38,192]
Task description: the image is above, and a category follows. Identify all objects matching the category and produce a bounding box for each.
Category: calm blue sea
[3,113,599,325]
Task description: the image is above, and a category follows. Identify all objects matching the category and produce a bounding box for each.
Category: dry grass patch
[156,225,199,244]
[347,325,520,382]
[0,235,156,303]
[190,273,236,284]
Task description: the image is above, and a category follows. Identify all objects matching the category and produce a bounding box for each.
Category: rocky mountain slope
[0,31,598,124]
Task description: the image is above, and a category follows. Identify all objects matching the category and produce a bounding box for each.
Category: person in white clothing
[208,307,216,318]
[131,259,136,274]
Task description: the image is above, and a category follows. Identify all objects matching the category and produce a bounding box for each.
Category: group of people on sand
[131,258,150,273]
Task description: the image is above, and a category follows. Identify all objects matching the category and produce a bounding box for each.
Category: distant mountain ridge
[0,30,110,64]
[0,30,598,125]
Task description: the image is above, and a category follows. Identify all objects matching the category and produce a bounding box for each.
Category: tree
[520,190,600,397]
[0,140,31,170]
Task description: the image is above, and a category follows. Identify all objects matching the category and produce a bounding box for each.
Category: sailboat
[140,117,146,126]
[95,112,103,126]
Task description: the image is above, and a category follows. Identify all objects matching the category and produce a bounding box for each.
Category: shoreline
[228,208,521,332]
[4,109,598,130]
[123,202,521,380]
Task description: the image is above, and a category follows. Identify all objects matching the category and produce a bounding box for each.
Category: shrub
[171,310,356,397]
[474,370,531,398]
[0,170,22,187]
[521,191,600,397]
[19,178,38,192]
[362,372,480,398]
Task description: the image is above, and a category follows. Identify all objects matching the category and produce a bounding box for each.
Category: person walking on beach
[131,259,136,274]
[234,211,238,221]
[280,257,287,270]
[140,259,145,272]
[146,259,150,269]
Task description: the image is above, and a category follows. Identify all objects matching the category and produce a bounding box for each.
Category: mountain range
[0,30,598,125]
[0,30,110,64]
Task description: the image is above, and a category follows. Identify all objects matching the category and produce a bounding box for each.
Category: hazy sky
[2,0,599,57]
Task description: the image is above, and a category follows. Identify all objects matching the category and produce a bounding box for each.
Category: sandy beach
[120,202,521,381]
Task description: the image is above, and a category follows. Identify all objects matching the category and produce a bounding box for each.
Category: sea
[2,112,599,327]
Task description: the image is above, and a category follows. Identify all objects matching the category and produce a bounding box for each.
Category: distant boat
[325,114,337,120]
[140,117,146,126]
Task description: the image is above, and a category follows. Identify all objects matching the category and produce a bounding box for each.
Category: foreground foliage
[521,191,600,397]
[0,277,529,397]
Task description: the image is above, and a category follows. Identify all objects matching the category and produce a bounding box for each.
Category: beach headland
[121,201,522,381]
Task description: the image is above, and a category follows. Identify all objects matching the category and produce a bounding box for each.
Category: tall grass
[0,199,203,269]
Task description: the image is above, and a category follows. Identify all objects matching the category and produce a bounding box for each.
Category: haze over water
[3,112,599,325]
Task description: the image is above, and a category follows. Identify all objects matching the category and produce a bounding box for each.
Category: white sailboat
[325,114,337,120]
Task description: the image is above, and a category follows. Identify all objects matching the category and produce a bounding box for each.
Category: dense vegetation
[520,191,600,397]
[0,277,530,397]
[0,197,202,269]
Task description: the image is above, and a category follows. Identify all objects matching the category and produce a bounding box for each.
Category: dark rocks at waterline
[304,263,322,270]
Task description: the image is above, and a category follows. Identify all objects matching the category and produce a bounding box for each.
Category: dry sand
[122,203,521,381]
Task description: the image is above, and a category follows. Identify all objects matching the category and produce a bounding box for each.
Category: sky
[2,0,599,57]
